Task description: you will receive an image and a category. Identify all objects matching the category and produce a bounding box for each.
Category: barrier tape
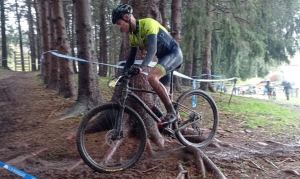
[0,161,38,179]
[41,50,237,83]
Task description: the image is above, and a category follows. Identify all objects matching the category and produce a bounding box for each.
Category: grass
[214,93,300,132]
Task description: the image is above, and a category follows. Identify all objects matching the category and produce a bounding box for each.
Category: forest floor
[1,70,300,179]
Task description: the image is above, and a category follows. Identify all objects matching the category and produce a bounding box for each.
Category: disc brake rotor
[105,130,119,147]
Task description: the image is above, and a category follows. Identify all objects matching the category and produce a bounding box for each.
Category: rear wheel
[76,103,147,172]
[174,89,218,147]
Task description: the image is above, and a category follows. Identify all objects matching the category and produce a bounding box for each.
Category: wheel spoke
[76,103,147,172]
[174,90,218,148]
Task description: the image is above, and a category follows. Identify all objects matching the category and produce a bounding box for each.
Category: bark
[70,6,77,74]
[192,46,198,77]
[98,0,108,77]
[47,1,60,90]
[52,0,77,98]
[171,0,183,92]
[41,0,51,83]
[1,0,8,69]
[159,0,168,28]
[129,0,162,23]
[183,38,194,86]
[200,2,214,92]
[171,0,181,42]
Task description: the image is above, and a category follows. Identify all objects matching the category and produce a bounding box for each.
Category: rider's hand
[122,66,140,78]
[139,66,148,73]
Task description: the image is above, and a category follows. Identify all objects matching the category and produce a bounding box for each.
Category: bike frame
[112,71,179,139]
[118,77,162,123]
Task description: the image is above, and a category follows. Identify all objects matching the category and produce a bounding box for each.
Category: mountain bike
[76,69,219,173]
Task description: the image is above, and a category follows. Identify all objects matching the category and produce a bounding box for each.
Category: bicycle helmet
[112,4,133,24]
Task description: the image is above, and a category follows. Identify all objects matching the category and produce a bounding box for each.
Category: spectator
[283,85,292,100]
[265,81,274,96]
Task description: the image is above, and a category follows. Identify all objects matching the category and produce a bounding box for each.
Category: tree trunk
[183,38,194,86]
[52,0,77,98]
[26,0,37,71]
[192,37,199,77]
[15,0,25,71]
[159,0,167,28]
[74,0,102,111]
[47,1,60,90]
[1,0,8,69]
[41,0,51,83]
[171,0,182,92]
[70,6,77,74]
[200,1,214,92]
[98,0,108,77]
[34,0,43,71]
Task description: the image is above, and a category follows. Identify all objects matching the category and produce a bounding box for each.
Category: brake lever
[108,76,123,88]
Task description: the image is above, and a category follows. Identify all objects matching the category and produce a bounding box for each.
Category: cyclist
[112,4,183,127]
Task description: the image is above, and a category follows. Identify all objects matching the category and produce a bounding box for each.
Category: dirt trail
[1,70,300,179]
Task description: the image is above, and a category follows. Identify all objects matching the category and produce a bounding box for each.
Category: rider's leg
[149,46,183,126]
[148,68,176,115]
[164,86,170,93]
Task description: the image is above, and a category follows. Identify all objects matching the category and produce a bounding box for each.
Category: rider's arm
[123,47,138,72]
[140,34,157,69]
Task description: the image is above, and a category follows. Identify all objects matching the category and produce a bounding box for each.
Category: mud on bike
[76,69,219,173]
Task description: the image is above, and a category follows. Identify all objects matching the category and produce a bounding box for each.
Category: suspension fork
[112,78,130,140]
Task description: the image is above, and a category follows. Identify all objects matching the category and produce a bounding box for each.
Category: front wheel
[76,103,147,173]
[174,89,219,148]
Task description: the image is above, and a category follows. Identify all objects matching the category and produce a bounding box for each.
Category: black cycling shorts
[156,46,183,86]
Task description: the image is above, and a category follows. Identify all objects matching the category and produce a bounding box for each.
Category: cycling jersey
[124,18,183,86]
[129,18,177,58]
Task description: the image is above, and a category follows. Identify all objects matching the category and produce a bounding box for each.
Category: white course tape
[43,50,236,83]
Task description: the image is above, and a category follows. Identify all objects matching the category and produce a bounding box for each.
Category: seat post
[169,64,181,100]
[170,70,174,97]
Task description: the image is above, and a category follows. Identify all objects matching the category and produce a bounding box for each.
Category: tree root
[282,169,300,176]
[185,145,227,179]
[50,100,94,120]
[262,158,278,169]
[244,158,264,171]
[175,163,189,179]
[181,129,222,149]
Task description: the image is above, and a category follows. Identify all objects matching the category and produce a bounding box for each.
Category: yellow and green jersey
[129,18,177,58]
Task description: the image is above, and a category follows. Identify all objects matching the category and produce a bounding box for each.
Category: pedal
[162,127,176,139]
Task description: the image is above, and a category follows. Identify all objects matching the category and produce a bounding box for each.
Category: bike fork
[112,79,130,140]
[111,105,125,140]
